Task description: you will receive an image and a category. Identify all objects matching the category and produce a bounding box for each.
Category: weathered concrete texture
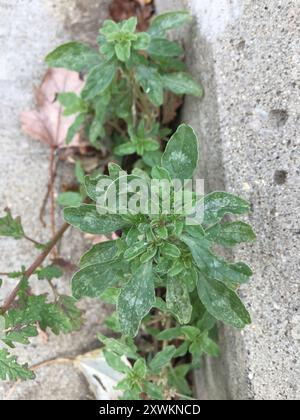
[0,0,111,400]
[157,0,300,400]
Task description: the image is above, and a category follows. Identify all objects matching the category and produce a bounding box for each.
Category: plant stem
[23,235,42,247]
[39,158,58,227]
[0,223,70,315]
[49,146,57,242]
[48,279,59,301]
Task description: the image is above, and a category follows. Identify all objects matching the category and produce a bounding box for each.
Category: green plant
[0,11,255,400]
[45,11,201,162]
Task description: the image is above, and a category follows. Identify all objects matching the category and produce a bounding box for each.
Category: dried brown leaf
[51,258,78,275]
[135,0,152,5]
[21,68,85,149]
[84,232,119,245]
[109,0,154,31]
[163,91,183,125]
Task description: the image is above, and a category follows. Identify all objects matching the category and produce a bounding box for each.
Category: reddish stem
[0,223,70,315]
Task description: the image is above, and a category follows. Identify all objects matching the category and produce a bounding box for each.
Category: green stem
[23,235,42,247]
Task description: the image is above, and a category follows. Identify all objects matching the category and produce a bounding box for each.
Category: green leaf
[184,224,205,239]
[66,113,86,144]
[202,192,251,226]
[181,326,200,341]
[168,260,184,277]
[120,389,142,400]
[81,62,117,101]
[25,295,82,335]
[140,246,157,263]
[108,163,123,180]
[3,301,39,347]
[173,342,189,358]
[37,265,63,281]
[0,314,5,335]
[58,93,87,116]
[75,161,85,184]
[166,277,192,324]
[49,295,83,333]
[57,192,83,207]
[134,32,151,50]
[98,333,138,359]
[156,327,183,341]
[118,262,155,337]
[84,174,111,202]
[3,325,38,347]
[100,41,116,60]
[133,358,147,379]
[100,20,119,37]
[105,312,121,332]
[0,350,35,381]
[115,142,137,156]
[148,38,183,58]
[149,11,191,36]
[45,42,100,72]
[229,262,253,281]
[149,345,176,372]
[72,261,124,299]
[136,65,164,107]
[161,242,181,258]
[100,288,120,305]
[122,17,138,33]
[198,333,220,358]
[103,350,129,374]
[153,297,168,312]
[4,300,40,329]
[89,92,111,146]
[115,41,131,62]
[162,72,203,97]
[80,240,118,268]
[143,382,164,400]
[168,364,192,396]
[181,235,252,286]
[143,138,160,152]
[143,150,163,168]
[89,119,104,147]
[197,273,251,329]
[124,241,148,261]
[197,310,216,332]
[206,221,256,247]
[126,227,141,246]
[161,124,198,181]
[182,266,197,292]
[0,209,24,239]
[64,204,130,234]
[155,225,169,240]
[151,166,171,181]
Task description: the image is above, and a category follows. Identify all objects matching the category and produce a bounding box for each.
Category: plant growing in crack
[0,11,255,400]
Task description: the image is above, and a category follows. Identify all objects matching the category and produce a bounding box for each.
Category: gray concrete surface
[157,0,300,401]
[0,0,111,400]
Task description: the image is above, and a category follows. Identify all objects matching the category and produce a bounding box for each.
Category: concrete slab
[156,0,300,401]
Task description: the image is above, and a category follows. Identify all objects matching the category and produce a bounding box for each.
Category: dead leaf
[163,91,183,125]
[21,68,85,149]
[135,0,152,5]
[109,0,154,31]
[51,258,78,274]
[84,232,119,245]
